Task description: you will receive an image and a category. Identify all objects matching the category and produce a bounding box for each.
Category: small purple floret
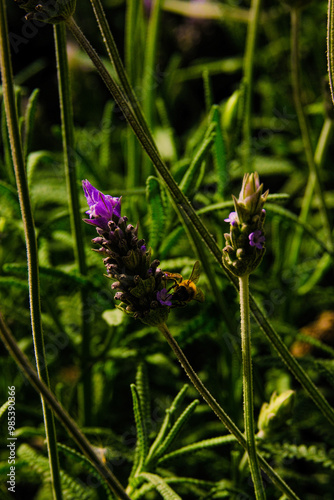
[157,288,173,307]
[224,211,238,226]
[249,230,265,250]
[82,180,121,231]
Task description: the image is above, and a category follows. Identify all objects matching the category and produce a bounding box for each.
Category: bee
[164,261,205,307]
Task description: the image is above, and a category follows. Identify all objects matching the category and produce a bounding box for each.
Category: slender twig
[89,0,151,138]
[242,0,262,169]
[65,15,334,429]
[157,323,299,500]
[239,275,266,499]
[0,313,132,500]
[328,0,334,105]
[290,7,334,266]
[53,23,91,426]
[0,2,63,498]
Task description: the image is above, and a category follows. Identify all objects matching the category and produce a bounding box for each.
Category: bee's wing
[165,272,183,284]
[194,287,205,303]
[189,260,201,284]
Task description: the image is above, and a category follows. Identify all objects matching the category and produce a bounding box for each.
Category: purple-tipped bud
[222,172,268,277]
[82,180,121,232]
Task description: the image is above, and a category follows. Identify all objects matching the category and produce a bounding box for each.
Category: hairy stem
[53,23,91,426]
[0,2,62,498]
[0,314,131,500]
[328,0,334,105]
[290,7,333,266]
[239,275,266,499]
[158,323,299,500]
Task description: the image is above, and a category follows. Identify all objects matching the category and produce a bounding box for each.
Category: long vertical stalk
[239,275,266,500]
[53,23,91,426]
[328,0,334,105]
[157,323,299,500]
[0,1,62,498]
[242,0,262,169]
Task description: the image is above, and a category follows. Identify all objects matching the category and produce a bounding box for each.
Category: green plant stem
[243,0,262,169]
[0,313,132,500]
[65,15,334,429]
[0,2,63,498]
[157,323,299,500]
[328,0,334,105]
[53,23,91,426]
[89,0,151,139]
[239,275,266,500]
[290,7,334,266]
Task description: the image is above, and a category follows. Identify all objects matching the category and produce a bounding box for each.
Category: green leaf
[23,88,39,159]
[146,384,189,465]
[158,435,236,464]
[154,399,199,461]
[99,100,115,171]
[210,105,227,197]
[0,401,10,420]
[135,363,151,435]
[130,384,149,479]
[179,122,216,197]
[146,176,165,250]
[140,472,182,500]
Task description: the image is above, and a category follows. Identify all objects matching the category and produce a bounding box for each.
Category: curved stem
[53,23,91,426]
[65,15,334,429]
[239,275,266,499]
[157,323,299,500]
[328,0,334,105]
[0,2,62,498]
[243,0,262,169]
[290,7,333,266]
[0,313,131,500]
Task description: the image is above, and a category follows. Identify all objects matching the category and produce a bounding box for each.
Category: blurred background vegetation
[1,0,334,498]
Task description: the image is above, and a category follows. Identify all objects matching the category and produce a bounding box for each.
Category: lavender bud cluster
[222,173,268,277]
[82,180,170,326]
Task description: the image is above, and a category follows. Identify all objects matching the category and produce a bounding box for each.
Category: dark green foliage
[1,0,334,499]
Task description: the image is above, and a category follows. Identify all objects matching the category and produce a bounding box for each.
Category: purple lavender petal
[82,180,121,230]
[249,230,265,250]
[157,288,173,307]
[224,211,238,226]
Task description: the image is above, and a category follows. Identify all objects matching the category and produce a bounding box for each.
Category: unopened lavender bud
[114,292,123,300]
[126,224,134,233]
[222,172,268,277]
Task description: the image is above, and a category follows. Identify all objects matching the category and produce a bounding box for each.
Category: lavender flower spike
[82,179,121,231]
[82,180,171,326]
[249,230,265,250]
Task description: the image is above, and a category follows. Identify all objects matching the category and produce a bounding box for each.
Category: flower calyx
[14,0,76,23]
[222,172,268,277]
